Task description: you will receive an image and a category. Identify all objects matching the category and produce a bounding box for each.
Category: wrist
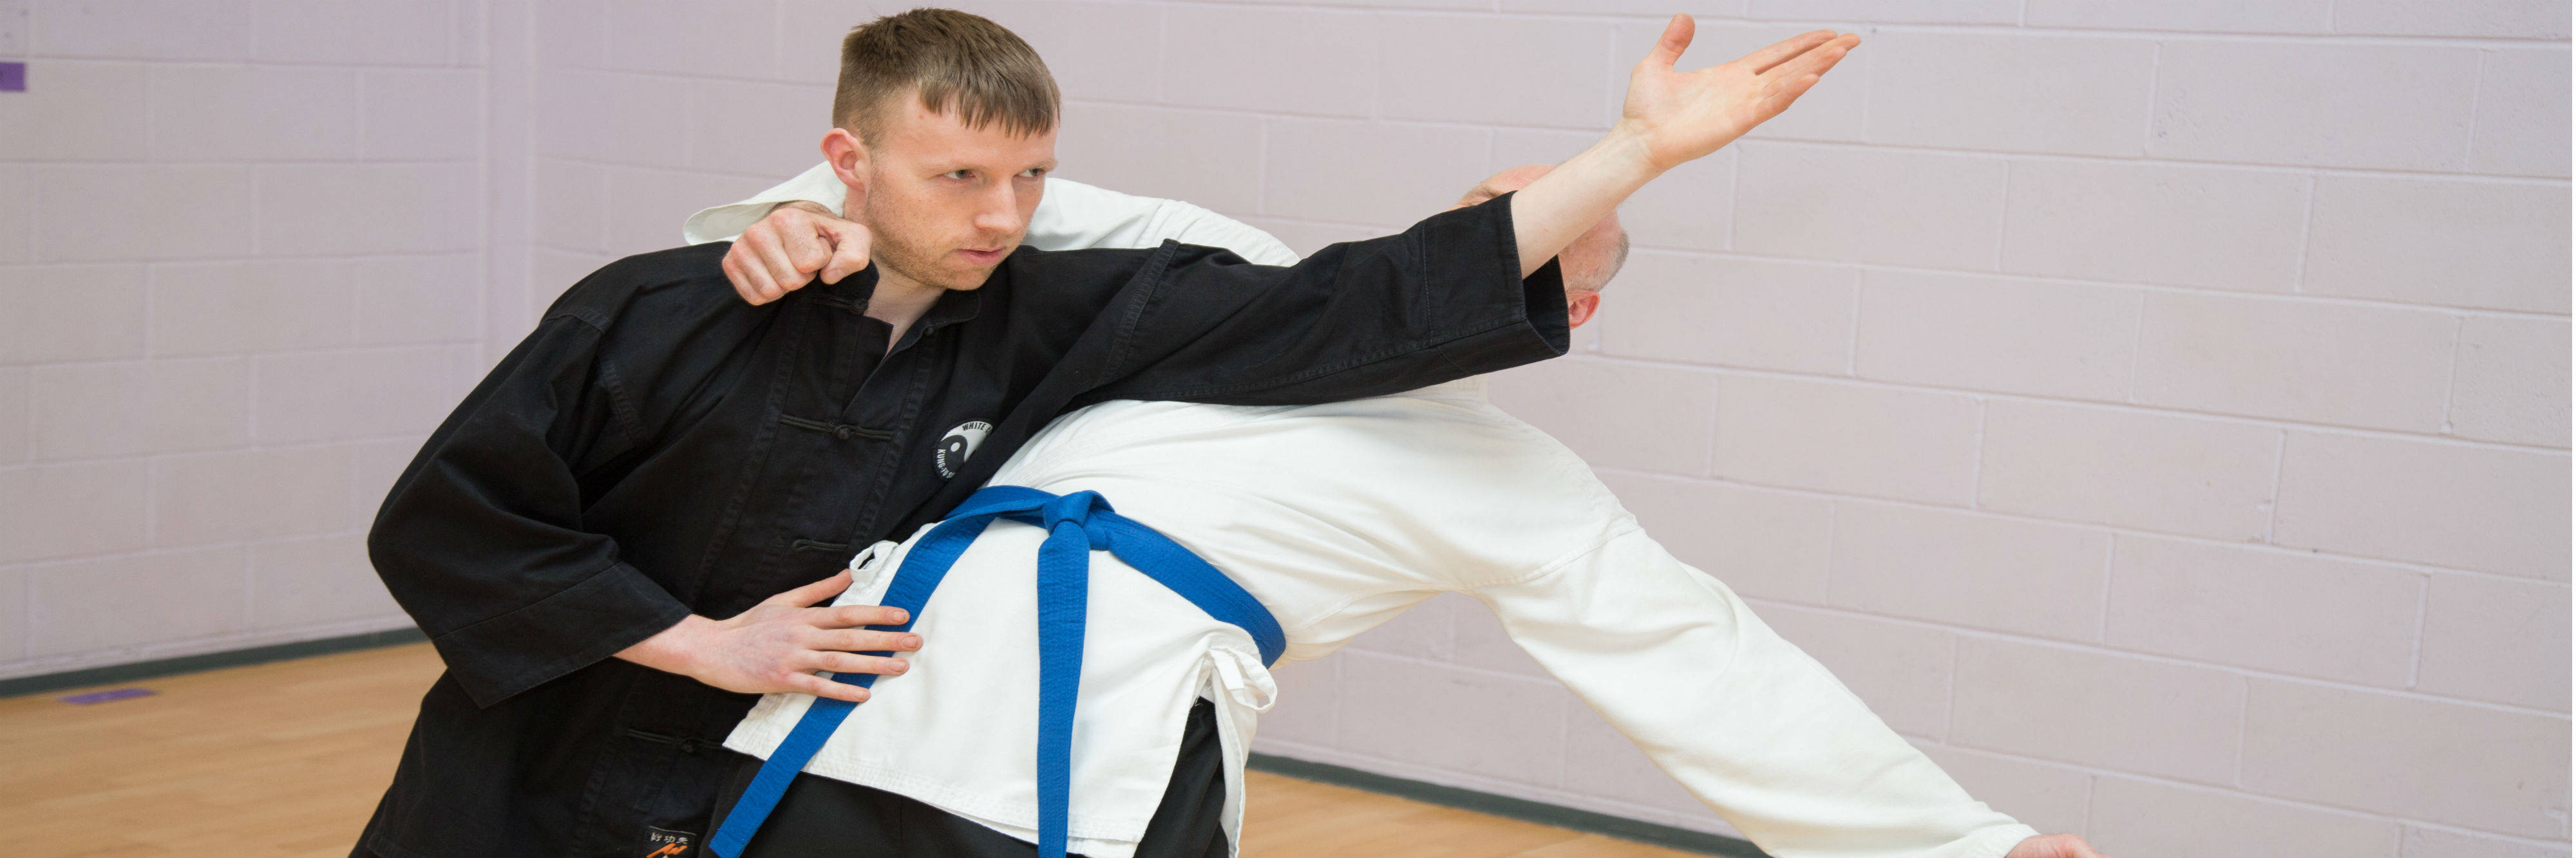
[1600,121,1668,174]
[618,613,714,678]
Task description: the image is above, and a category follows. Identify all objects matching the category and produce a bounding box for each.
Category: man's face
[847,95,1057,292]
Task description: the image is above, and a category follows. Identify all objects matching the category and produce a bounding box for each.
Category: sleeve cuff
[429,560,694,709]
[679,162,847,245]
[1481,189,1571,359]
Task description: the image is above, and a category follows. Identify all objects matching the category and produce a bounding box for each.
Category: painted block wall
[4,2,2568,856]
[0,0,491,680]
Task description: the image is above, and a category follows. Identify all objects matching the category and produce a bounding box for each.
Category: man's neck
[864,268,943,353]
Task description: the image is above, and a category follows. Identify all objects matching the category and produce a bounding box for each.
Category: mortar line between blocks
[1171,217,2574,321]
[2461,49,2490,167]
[2289,173,2318,293]
[1605,464,2566,587]
[1967,398,1986,509]
[1135,1,2569,47]
[1051,95,2576,185]
[1991,160,2009,270]
[1734,592,2569,720]
[2096,533,2115,646]
[2122,290,2148,404]
[1842,272,1861,377]
[2436,315,2467,436]
[2262,429,2287,543]
[2231,673,2249,788]
[1573,356,2571,455]
[2405,575,2429,689]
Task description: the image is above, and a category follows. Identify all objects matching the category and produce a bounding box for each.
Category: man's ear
[1566,290,1601,329]
[823,128,869,212]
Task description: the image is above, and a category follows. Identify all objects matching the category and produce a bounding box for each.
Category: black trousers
[706,698,1231,858]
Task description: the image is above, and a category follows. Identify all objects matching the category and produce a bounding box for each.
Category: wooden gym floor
[1,642,1701,857]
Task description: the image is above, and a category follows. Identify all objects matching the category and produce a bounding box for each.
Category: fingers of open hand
[1765,33,1856,82]
[1743,29,1841,75]
[803,649,909,677]
[816,603,909,629]
[813,627,922,654]
[786,672,871,704]
[1763,73,1824,116]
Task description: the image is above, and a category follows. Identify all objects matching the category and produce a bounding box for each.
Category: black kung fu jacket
[354,194,1567,858]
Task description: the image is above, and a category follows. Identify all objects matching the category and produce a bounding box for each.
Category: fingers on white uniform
[789,672,871,703]
[815,628,920,653]
[807,650,907,676]
[820,603,907,629]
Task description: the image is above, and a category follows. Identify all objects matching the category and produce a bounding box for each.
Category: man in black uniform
[355,6,1852,857]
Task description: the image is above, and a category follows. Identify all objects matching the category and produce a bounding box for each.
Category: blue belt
[709,485,1286,858]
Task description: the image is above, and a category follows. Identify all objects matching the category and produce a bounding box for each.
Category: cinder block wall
[0,1,488,678]
[5,2,2569,856]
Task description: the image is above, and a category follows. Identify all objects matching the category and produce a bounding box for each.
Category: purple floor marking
[60,687,156,705]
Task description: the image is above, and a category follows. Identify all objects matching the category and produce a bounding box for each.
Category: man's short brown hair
[833,8,1061,146]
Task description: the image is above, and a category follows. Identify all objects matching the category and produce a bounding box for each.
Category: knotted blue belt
[709,485,1286,858]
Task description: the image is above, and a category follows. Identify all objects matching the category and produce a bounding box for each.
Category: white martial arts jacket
[721,385,2042,858]
[696,167,2038,858]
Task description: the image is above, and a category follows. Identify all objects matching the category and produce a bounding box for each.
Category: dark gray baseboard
[0,626,430,700]
[1247,753,1770,857]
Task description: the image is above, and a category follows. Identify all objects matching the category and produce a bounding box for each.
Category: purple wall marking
[60,687,156,705]
[0,62,24,92]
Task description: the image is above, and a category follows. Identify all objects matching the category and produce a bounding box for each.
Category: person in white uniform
[682,160,2112,858]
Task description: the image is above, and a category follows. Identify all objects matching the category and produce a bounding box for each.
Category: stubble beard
[870,231,967,293]
[860,208,1009,294]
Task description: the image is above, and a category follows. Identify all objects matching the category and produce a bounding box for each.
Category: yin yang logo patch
[935,420,992,478]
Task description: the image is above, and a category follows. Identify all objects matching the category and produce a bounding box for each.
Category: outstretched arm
[1511,17,1856,276]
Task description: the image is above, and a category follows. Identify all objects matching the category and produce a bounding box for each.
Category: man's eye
[946,170,972,180]
[1020,168,1046,178]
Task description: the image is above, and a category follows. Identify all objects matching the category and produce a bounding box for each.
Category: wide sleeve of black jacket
[365,312,691,709]
[1085,189,1571,406]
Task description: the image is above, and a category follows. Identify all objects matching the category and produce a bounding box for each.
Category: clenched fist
[721,200,873,306]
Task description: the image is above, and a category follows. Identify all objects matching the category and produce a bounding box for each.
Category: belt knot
[1039,490,1116,550]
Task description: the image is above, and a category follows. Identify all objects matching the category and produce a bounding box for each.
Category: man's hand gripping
[721,200,871,306]
[615,568,918,704]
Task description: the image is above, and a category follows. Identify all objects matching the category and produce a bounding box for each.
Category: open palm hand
[1619,15,1860,171]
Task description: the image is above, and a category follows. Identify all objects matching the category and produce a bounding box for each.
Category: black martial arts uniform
[704,700,1231,858]
[354,195,1567,858]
